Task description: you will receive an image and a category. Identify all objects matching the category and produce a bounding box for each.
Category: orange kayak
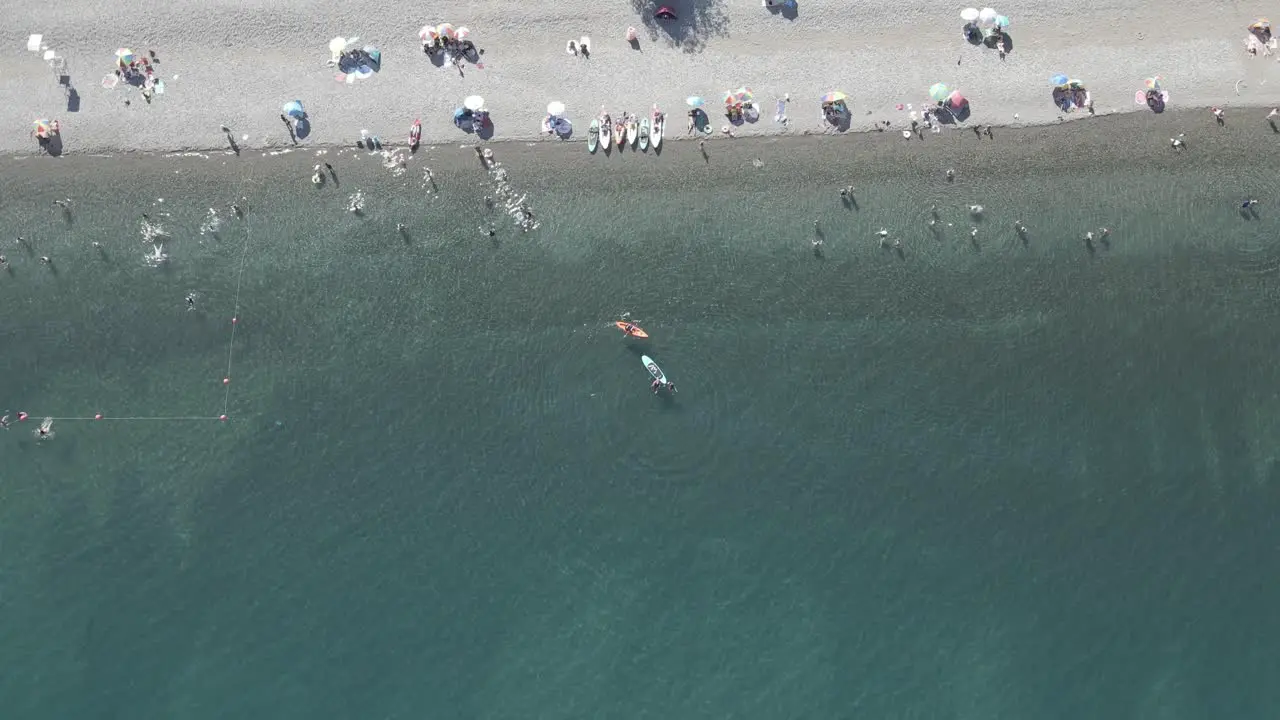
[615,321,649,338]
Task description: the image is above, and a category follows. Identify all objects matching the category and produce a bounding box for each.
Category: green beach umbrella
[929,83,950,102]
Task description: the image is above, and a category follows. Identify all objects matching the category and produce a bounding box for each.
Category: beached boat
[599,112,612,151]
[626,115,638,147]
[651,107,663,149]
[588,119,599,153]
[612,114,626,148]
[638,117,650,151]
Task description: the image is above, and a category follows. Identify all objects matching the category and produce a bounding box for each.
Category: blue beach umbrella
[282,100,305,119]
[1050,73,1068,87]
[686,95,705,108]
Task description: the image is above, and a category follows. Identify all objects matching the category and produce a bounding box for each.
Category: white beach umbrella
[960,7,979,22]
[978,8,998,25]
[456,27,471,39]
[547,100,566,116]
[329,36,349,54]
[419,25,438,41]
[464,95,485,111]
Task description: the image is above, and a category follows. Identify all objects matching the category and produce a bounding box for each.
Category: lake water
[2,115,1279,718]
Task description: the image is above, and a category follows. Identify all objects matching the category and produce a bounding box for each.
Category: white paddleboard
[642,355,667,384]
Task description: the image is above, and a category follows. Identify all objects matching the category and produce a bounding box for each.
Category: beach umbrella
[995,15,1009,27]
[437,23,456,40]
[947,90,967,108]
[960,7,979,22]
[547,100,565,116]
[1250,19,1270,32]
[1144,76,1162,90]
[32,119,51,138]
[820,90,848,104]
[456,27,471,39]
[282,100,305,119]
[328,37,349,54]
[464,95,485,111]
[724,87,753,106]
[686,96,706,108]
[1067,79,1085,89]
[115,47,135,65]
[928,83,950,101]
[735,87,754,104]
[978,8,998,25]
[419,25,438,41]
[1050,73,1069,87]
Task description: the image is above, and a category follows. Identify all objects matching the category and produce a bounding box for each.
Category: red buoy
[223,377,230,385]
[94,413,103,420]
[219,414,228,422]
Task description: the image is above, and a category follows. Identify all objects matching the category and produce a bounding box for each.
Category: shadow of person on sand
[631,0,730,54]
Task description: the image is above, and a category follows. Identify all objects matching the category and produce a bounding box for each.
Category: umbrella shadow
[1000,33,1014,53]
[1146,94,1166,114]
[935,103,971,124]
[963,24,983,45]
[294,118,311,139]
[477,121,494,140]
[630,0,730,54]
[824,110,851,132]
[39,134,64,157]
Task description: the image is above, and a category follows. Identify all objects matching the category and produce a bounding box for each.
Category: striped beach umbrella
[947,90,967,108]
[115,47,135,65]
[820,90,848,104]
[456,27,471,39]
[928,83,950,102]
[33,119,52,138]
[437,23,456,40]
[1144,76,1162,91]
[419,25,438,41]
[723,87,753,106]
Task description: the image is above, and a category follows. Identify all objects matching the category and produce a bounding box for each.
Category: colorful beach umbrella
[686,96,706,108]
[1250,19,1270,32]
[1050,73,1069,87]
[282,100,305,119]
[456,27,471,39]
[419,25,438,41]
[929,83,950,101]
[820,91,848,104]
[1144,76,1162,91]
[115,47,135,65]
[437,23,456,40]
[32,119,51,138]
[724,87,753,106]
[947,90,967,108]
[464,95,485,111]
[960,7,979,22]
[547,100,566,116]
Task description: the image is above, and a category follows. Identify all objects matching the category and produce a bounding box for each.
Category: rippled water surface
[2,124,1280,717]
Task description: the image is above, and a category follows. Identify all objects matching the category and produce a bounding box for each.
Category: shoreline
[4,104,1270,162]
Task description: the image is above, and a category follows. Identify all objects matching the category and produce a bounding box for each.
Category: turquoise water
[3,125,1280,717]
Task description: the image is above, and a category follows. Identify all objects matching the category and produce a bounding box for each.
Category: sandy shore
[4,1,1280,156]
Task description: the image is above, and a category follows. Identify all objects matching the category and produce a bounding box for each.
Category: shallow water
[3,121,1280,718]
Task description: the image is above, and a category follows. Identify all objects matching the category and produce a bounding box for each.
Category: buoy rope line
[9,175,259,429]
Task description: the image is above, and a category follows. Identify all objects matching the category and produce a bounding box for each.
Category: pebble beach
[5,0,1280,154]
